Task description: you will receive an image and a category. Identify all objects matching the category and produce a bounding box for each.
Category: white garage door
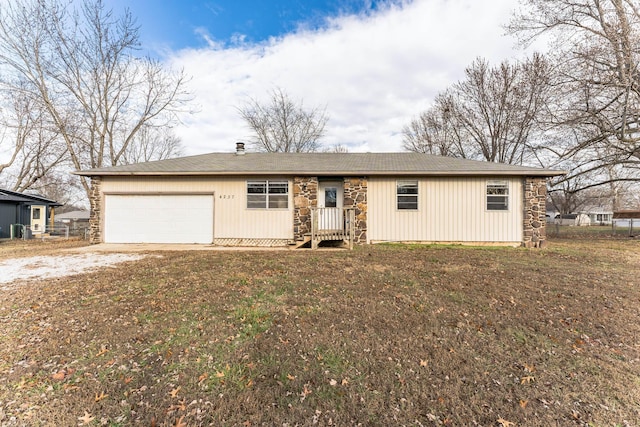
[104,195,214,244]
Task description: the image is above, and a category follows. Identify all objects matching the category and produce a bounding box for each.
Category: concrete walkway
[67,243,295,252]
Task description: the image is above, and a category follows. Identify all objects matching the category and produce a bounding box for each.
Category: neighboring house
[613,210,640,228]
[76,143,565,248]
[55,210,90,234]
[547,208,613,226]
[586,210,613,226]
[554,213,591,226]
[0,189,61,239]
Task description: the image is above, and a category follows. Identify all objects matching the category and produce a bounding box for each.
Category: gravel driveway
[0,252,147,287]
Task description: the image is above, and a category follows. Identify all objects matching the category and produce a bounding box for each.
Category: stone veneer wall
[523,177,547,248]
[89,177,102,244]
[343,177,367,244]
[293,176,318,241]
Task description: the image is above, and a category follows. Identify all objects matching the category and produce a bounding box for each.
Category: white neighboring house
[76,144,565,248]
[586,211,613,226]
[548,206,613,226]
[554,213,592,226]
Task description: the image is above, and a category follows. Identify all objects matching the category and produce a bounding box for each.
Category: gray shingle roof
[76,152,565,177]
[0,189,61,205]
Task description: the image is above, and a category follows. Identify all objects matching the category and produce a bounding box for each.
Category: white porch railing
[310,207,355,249]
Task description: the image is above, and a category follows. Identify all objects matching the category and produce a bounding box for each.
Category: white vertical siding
[101,176,293,240]
[368,177,523,243]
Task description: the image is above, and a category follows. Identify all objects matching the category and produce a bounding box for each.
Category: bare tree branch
[404,55,551,165]
[238,88,328,153]
[0,0,192,198]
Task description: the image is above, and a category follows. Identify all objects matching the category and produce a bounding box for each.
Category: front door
[30,205,46,234]
[318,181,343,230]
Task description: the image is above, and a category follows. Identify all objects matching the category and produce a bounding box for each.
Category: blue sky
[105,0,387,49]
[100,0,530,155]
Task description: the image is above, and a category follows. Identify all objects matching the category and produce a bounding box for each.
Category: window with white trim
[486,180,509,211]
[397,180,418,210]
[247,180,289,209]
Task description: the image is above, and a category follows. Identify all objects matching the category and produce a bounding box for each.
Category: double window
[486,180,509,211]
[397,180,418,210]
[247,180,288,209]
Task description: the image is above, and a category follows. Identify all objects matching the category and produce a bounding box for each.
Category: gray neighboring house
[0,189,61,238]
[76,144,565,248]
[55,210,90,234]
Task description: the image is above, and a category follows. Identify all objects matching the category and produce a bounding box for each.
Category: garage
[104,194,214,244]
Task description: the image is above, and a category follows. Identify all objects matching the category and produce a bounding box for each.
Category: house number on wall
[219,194,235,199]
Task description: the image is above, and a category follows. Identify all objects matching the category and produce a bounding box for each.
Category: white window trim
[396,180,419,211]
[246,180,289,210]
[486,180,510,212]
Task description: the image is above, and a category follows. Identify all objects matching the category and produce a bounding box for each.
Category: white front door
[318,181,343,230]
[30,205,46,234]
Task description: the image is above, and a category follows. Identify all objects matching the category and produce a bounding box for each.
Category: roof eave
[75,170,567,177]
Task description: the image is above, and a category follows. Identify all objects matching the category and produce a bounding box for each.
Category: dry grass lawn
[0,236,639,426]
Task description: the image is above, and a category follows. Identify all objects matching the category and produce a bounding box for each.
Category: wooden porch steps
[298,207,356,250]
[293,236,312,249]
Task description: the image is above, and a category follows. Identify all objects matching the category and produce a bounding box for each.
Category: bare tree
[403,55,551,165]
[121,125,183,164]
[322,144,349,153]
[0,86,67,192]
[402,92,467,157]
[238,88,328,152]
[0,0,191,198]
[508,0,640,183]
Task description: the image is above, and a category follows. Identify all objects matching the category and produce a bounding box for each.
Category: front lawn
[0,240,638,426]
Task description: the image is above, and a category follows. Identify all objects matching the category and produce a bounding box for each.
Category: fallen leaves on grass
[94,391,108,402]
[497,418,515,427]
[520,376,535,385]
[51,370,66,381]
[300,383,312,402]
[169,386,181,398]
[519,399,528,409]
[78,411,95,425]
[51,368,74,382]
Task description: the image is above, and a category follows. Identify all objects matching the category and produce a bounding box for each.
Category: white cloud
[168,0,524,154]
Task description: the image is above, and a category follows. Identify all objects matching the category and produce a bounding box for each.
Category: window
[486,180,509,211]
[32,207,41,219]
[397,180,418,210]
[324,187,337,208]
[247,180,289,209]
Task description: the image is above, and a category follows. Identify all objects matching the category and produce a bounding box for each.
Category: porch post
[343,177,368,244]
[293,176,318,241]
[522,177,547,248]
[89,177,102,244]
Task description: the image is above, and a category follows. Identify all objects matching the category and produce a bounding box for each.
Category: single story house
[76,143,565,248]
[0,189,61,238]
[554,213,591,226]
[613,210,640,229]
[586,210,613,226]
[55,210,90,235]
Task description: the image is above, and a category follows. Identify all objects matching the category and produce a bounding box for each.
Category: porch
[298,207,356,249]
